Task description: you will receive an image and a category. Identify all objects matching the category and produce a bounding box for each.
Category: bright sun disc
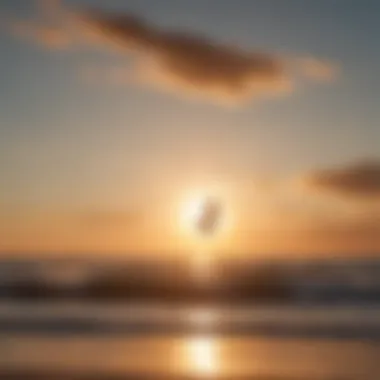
[182,198,204,231]
[180,194,227,239]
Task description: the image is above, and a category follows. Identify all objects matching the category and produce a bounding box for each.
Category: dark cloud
[75,8,294,103]
[304,160,380,199]
[6,1,339,104]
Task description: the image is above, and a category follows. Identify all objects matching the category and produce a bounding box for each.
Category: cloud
[303,160,380,200]
[297,57,340,82]
[74,9,296,103]
[6,1,339,104]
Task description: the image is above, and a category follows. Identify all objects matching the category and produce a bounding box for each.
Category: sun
[180,194,225,240]
[181,197,205,234]
[177,188,233,282]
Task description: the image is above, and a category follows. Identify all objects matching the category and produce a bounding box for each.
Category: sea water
[0,302,379,379]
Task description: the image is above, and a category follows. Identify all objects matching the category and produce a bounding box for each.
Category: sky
[0,0,379,257]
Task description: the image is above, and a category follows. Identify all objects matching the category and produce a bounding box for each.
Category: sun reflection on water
[185,336,219,377]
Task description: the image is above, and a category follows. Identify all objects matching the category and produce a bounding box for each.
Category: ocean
[0,302,380,380]
[0,257,379,379]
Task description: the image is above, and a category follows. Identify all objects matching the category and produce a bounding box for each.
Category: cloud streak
[78,9,295,102]
[6,1,339,104]
[304,160,380,200]
[297,57,340,82]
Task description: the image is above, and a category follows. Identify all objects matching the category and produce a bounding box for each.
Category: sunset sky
[0,0,379,256]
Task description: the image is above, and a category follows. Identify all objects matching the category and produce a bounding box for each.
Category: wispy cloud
[297,56,340,82]
[8,20,71,49]
[303,160,380,200]
[5,0,340,105]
